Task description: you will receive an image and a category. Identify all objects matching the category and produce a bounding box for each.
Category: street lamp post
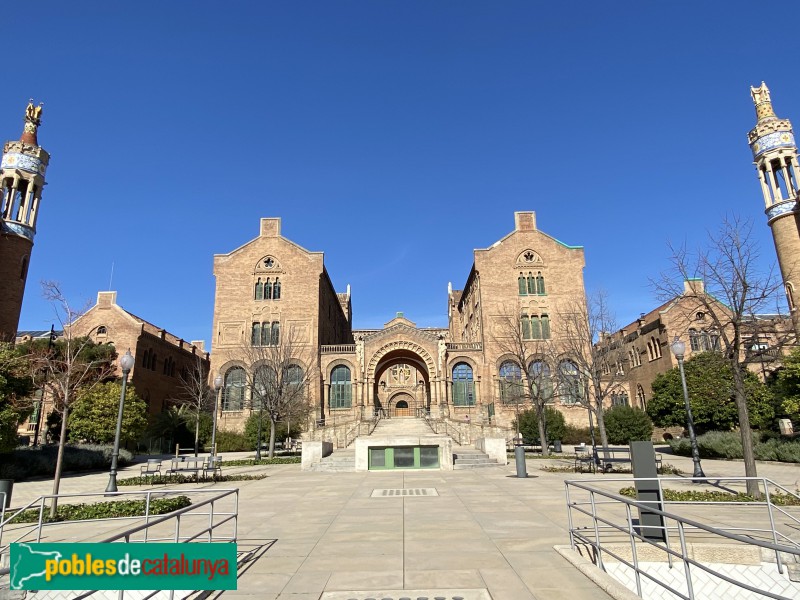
[106,349,135,493]
[212,375,223,457]
[670,336,705,480]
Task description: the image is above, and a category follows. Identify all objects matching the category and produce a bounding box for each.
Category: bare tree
[238,324,314,458]
[493,313,559,456]
[171,354,213,456]
[558,291,629,455]
[26,282,115,516]
[655,216,792,496]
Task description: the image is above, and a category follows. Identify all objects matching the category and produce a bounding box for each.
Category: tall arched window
[528,360,552,402]
[20,255,28,280]
[252,365,275,410]
[286,364,304,399]
[271,322,280,346]
[254,278,264,300]
[636,384,646,409]
[265,278,272,300]
[330,365,352,408]
[499,361,523,404]
[531,315,542,339]
[521,315,531,339]
[273,278,281,299]
[223,367,246,411]
[559,360,583,405]
[260,322,270,346]
[251,322,261,346]
[452,363,475,406]
[527,273,535,295]
[536,272,545,295]
[518,275,527,295]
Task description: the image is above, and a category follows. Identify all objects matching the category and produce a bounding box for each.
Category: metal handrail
[0,489,237,568]
[0,488,238,597]
[565,476,800,600]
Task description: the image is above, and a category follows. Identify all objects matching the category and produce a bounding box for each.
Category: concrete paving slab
[12,450,800,599]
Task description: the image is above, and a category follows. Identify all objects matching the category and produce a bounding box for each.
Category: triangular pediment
[365,322,441,344]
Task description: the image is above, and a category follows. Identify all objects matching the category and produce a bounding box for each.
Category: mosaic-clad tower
[0,101,49,341]
[748,83,800,337]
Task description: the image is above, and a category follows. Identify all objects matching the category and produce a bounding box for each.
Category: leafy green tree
[514,407,566,445]
[0,343,34,453]
[68,381,148,444]
[244,413,302,450]
[648,352,775,434]
[603,405,653,444]
[771,347,800,424]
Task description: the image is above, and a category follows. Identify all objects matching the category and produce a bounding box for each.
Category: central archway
[371,348,431,418]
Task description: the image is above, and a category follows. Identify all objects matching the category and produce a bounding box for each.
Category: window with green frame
[330,365,351,408]
[452,363,475,406]
[499,361,524,404]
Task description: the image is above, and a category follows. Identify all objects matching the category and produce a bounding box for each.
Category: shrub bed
[0,444,133,481]
[619,487,800,506]
[9,496,191,523]
[117,473,267,486]
[668,431,800,463]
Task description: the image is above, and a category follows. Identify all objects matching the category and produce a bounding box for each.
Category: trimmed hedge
[603,405,653,444]
[0,444,133,480]
[9,496,191,523]
[619,486,800,506]
[117,473,267,486]
[668,430,800,463]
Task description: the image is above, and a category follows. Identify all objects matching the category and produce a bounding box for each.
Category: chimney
[514,211,537,232]
[97,291,117,308]
[684,279,705,295]
[260,218,281,237]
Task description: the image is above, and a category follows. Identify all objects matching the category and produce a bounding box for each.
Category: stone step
[453,462,502,469]
[454,457,495,464]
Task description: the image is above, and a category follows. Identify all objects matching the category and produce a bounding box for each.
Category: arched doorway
[391,393,414,417]
[371,348,432,418]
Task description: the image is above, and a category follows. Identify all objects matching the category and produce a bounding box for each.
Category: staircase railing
[424,416,463,445]
[342,411,382,448]
[565,476,800,599]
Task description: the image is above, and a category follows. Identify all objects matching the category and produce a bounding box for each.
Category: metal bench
[574,446,663,473]
[166,456,205,478]
[203,455,223,478]
[139,459,162,477]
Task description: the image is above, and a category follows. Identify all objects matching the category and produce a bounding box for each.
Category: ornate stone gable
[363,322,442,345]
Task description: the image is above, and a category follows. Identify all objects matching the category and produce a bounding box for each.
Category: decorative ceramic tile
[1,152,46,175]
[767,200,798,222]
[751,131,795,158]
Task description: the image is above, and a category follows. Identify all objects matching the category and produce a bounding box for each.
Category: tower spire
[751,82,777,121]
[0,99,50,341]
[746,83,800,338]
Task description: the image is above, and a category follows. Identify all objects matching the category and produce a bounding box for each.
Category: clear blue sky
[9,1,800,343]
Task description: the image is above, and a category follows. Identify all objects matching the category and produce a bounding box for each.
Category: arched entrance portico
[370,348,432,418]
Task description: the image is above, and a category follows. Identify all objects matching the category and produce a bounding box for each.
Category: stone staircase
[306,449,356,472]
[370,417,437,437]
[453,448,502,469]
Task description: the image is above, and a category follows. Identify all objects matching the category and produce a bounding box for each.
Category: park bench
[202,455,223,478]
[139,458,162,477]
[574,446,663,474]
[166,456,205,478]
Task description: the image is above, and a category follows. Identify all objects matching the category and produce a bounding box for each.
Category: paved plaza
[4,449,800,599]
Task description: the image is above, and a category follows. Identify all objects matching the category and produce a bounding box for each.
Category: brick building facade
[211,212,593,435]
[69,291,210,416]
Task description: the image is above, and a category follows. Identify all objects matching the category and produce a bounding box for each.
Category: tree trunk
[537,406,549,457]
[593,400,610,459]
[732,362,760,497]
[268,416,277,459]
[194,411,200,457]
[50,404,69,519]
